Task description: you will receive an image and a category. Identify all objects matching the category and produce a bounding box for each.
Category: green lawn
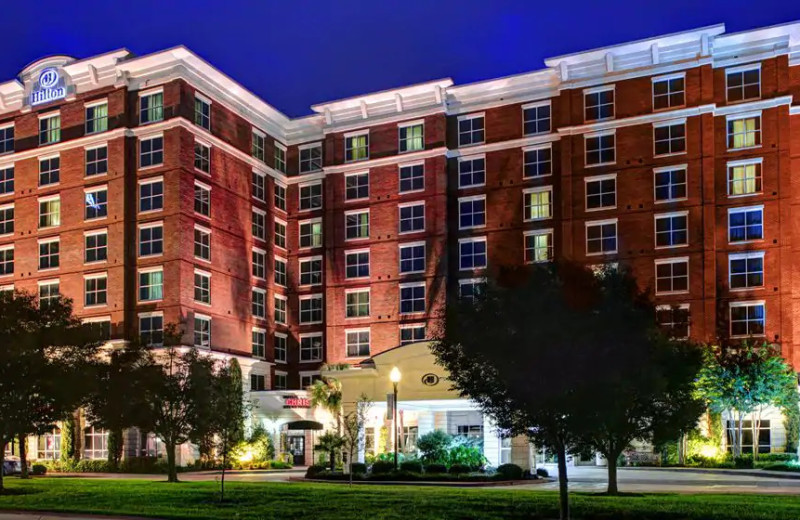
[1,478,800,520]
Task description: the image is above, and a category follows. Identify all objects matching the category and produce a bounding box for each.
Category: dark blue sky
[3,1,800,117]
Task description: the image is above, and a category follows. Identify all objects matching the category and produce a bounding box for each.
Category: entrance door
[288,434,305,466]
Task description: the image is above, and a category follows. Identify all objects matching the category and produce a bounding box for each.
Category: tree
[416,430,451,464]
[315,431,345,472]
[341,395,371,483]
[309,377,343,434]
[214,358,246,501]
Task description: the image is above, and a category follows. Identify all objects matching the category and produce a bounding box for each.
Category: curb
[619,466,800,480]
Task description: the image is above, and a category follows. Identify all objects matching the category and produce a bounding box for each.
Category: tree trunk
[220,452,226,502]
[0,441,6,492]
[556,443,570,520]
[737,413,744,458]
[166,442,178,483]
[329,449,335,472]
[605,444,621,495]
[18,434,28,479]
[753,408,762,461]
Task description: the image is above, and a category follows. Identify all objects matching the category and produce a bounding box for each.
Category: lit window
[523,187,552,221]
[524,230,553,264]
[300,334,323,361]
[194,270,211,304]
[728,206,763,243]
[346,210,369,240]
[193,314,211,348]
[194,95,211,130]
[524,145,552,178]
[84,187,108,220]
[252,209,266,241]
[299,219,323,248]
[399,243,425,273]
[299,183,322,211]
[252,288,266,318]
[727,159,762,196]
[654,166,687,202]
[83,426,109,460]
[194,225,211,261]
[655,258,689,294]
[299,257,323,286]
[345,250,369,279]
[653,121,686,156]
[652,75,685,110]
[727,115,761,149]
[252,171,266,201]
[138,178,163,212]
[38,239,59,270]
[729,252,764,290]
[726,66,760,103]
[459,196,486,229]
[252,248,266,279]
[400,325,426,345]
[730,302,765,337]
[38,196,60,228]
[138,223,163,257]
[194,141,210,173]
[0,204,13,236]
[399,163,424,193]
[194,181,210,217]
[345,132,369,162]
[274,334,287,363]
[84,102,109,134]
[86,146,108,177]
[274,257,287,287]
[585,175,616,210]
[586,219,617,255]
[458,156,485,188]
[0,166,13,195]
[138,268,163,301]
[85,230,107,263]
[139,91,163,124]
[458,114,484,147]
[523,101,551,135]
[274,219,287,248]
[399,122,424,152]
[274,143,286,173]
[139,136,163,168]
[252,130,265,162]
[399,203,425,233]
[0,126,14,155]
[252,329,266,358]
[346,330,369,358]
[39,114,61,145]
[584,87,614,122]
[655,212,689,248]
[459,237,487,270]
[39,156,60,186]
[585,133,615,166]
[299,143,322,172]
[345,172,369,200]
[84,274,108,307]
[274,295,287,324]
[346,289,370,318]
[139,313,163,346]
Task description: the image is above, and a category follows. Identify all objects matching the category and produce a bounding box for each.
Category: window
[523,187,553,221]
[459,278,486,303]
[252,209,266,241]
[586,219,617,255]
[657,305,690,339]
[299,183,322,211]
[274,143,286,173]
[299,219,323,248]
[139,313,164,346]
[300,257,322,286]
[399,163,424,193]
[726,66,761,102]
[399,243,425,274]
[0,166,13,195]
[38,196,60,228]
[728,159,762,196]
[194,141,210,173]
[654,166,687,202]
[730,252,764,290]
[37,428,61,460]
[458,114,484,146]
[38,239,59,270]
[194,225,211,261]
[455,424,483,440]
[299,295,323,324]
[345,132,369,162]
[300,334,323,362]
[523,101,551,135]
[274,333,287,363]
[274,257,287,287]
[252,130,265,162]
[584,87,614,121]
[274,219,287,248]
[38,281,59,307]
[345,172,369,200]
[730,301,765,337]
[459,237,487,270]
[252,288,266,318]
[84,187,108,220]
[274,183,286,211]
[194,181,210,216]
[346,289,370,318]
[523,145,552,178]
[459,196,486,229]
[399,203,425,233]
[273,372,287,390]
[83,427,108,460]
[400,325,426,345]
[274,295,287,324]
[653,121,686,156]
[652,74,685,110]
[585,132,615,166]
[139,91,163,124]
[139,178,163,212]
[138,268,163,301]
[655,258,689,294]
[299,143,322,172]
[252,171,266,201]
[39,156,60,186]
[250,374,266,392]
[0,204,13,235]
[655,212,688,248]
[458,156,485,188]
[252,248,266,279]
[301,373,320,389]
[85,102,108,134]
[85,230,107,263]
[400,283,425,314]
[524,230,553,263]
[399,122,424,152]
[585,175,616,210]
[0,246,13,277]
[346,330,370,357]
[194,269,211,304]
[726,420,770,454]
[0,126,13,155]
[139,136,163,168]
[85,146,108,177]
[82,317,110,341]
[194,95,211,130]
[728,206,763,243]
[727,115,761,149]
[39,114,61,145]
[345,250,370,279]
[346,210,369,240]
[138,223,163,257]
[194,314,211,348]
[84,274,108,306]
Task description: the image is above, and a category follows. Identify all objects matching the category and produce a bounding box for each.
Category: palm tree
[309,377,343,434]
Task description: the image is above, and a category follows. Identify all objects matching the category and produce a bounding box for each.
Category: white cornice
[713,96,793,117]
[0,127,127,167]
[322,147,447,175]
[447,133,560,158]
[558,105,715,136]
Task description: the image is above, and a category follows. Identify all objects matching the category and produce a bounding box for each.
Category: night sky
[3,1,800,117]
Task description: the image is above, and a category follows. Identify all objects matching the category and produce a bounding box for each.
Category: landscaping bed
[305,461,545,484]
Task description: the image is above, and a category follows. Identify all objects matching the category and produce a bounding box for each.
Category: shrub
[448,442,486,470]
[535,467,549,478]
[370,460,396,474]
[375,451,405,463]
[734,455,754,469]
[759,453,798,463]
[31,464,47,476]
[270,460,292,470]
[762,463,800,472]
[495,463,523,480]
[305,464,327,478]
[424,463,447,474]
[400,460,423,473]
[350,462,367,474]
[417,430,451,464]
[448,463,471,474]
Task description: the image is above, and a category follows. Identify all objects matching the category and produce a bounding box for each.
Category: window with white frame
[274,183,286,211]
[39,156,60,186]
[586,219,617,255]
[139,178,163,212]
[585,132,615,166]
[523,145,552,178]
[459,196,486,229]
[37,427,62,460]
[274,295,287,324]
[523,187,552,221]
[251,330,266,359]
[459,278,486,303]
[274,333,287,363]
[273,372,288,390]
[399,163,424,193]
[85,145,108,177]
[523,101,551,135]
[82,316,111,341]
[346,289,370,318]
[729,251,764,290]
[85,230,107,263]
[728,206,763,243]
[301,373,320,389]
[138,268,163,301]
[274,219,287,248]
[345,250,369,279]
[657,305,690,339]
[345,172,369,200]
[194,94,211,130]
[654,121,686,156]
[252,209,266,241]
[399,203,425,233]
[139,313,163,346]
[252,288,266,318]
[38,280,59,307]
[346,330,370,357]
[138,222,163,257]
[38,239,59,270]
[252,130,265,162]
[139,136,163,168]
[458,114,484,146]
[399,243,425,273]
[299,143,322,172]
[194,181,210,217]
[727,114,761,149]
[193,314,211,348]
[300,334,323,361]
[252,248,266,279]
[299,183,322,211]
[458,156,485,188]
[346,210,369,240]
[274,257,287,287]
[652,74,685,110]
[655,212,688,248]
[459,237,487,270]
[194,141,210,173]
[400,283,425,314]
[139,90,163,124]
[584,87,614,121]
[524,229,553,263]
[299,219,323,248]
[84,187,108,220]
[300,256,322,285]
[728,159,762,196]
[400,324,426,345]
[250,373,266,392]
[0,166,13,195]
[274,143,286,173]
[0,246,13,277]
[726,66,761,103]
[38,196,60,228]
[194,225,211,261]
[345,132,369,162]
[655,257,689,294]
[83,426,108,460]
[585,175,616,210]
[85,101,108,134]
[0,204,13,235]
[84,273,107,306]
[0,125,13,155]
[399,122,424,152]
[654,166,687,202]
[39,113,60,145]
[252,171,266,201]
[730,301,765,337]
[194,269,211,304]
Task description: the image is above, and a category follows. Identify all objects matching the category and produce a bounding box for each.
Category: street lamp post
[389,366,402,472]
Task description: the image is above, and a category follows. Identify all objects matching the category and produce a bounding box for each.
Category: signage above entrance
[30,68,67,106]
[283,396,310,408]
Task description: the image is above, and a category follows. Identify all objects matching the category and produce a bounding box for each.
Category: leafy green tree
[416,430,451,464]
[310,377,343,434]
[214,358,246,501]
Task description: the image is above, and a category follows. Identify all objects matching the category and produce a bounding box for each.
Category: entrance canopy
[286,420,324,431]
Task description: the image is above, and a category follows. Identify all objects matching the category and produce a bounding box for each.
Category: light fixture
[390,366,402,383]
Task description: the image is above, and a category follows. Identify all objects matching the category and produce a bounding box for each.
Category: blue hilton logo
[30,68,66,106]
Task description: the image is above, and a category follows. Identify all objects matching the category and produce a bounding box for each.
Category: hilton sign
[29,68,67,106]
[283,396,311,408]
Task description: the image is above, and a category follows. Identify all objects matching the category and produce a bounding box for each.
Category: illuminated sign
[30,68,66,106]
[421,373,440,386]
[284,396,311,408]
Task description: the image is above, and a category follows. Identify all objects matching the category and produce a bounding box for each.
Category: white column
[417,411,435,437]
[482,414,500,467]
